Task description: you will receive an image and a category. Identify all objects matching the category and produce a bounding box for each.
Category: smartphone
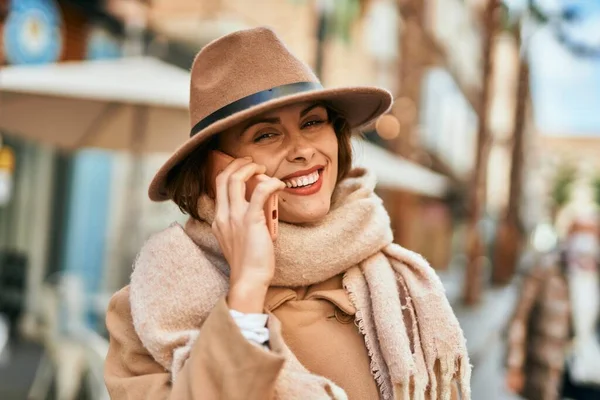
[207,150,279,241]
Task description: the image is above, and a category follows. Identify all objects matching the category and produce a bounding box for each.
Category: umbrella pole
[120,106,148,280]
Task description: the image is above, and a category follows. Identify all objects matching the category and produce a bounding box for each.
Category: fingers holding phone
[212,155,277,242]
[209,151,279,240]
[213,156,253,219]
[209,153,285,312]
[224,160,267,219]
[505,368,524,394]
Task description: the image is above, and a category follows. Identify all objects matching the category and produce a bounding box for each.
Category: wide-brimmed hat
[148,27,393,201]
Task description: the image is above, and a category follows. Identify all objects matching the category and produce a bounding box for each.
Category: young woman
[104,27,471,400]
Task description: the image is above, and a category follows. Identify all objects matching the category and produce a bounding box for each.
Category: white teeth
[284,170,320,188]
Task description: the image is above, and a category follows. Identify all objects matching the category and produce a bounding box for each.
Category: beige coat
[104,274,380,399]
[104,273,460,399]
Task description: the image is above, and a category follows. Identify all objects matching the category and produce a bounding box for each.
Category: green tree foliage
[591,174,600,208]
[326,0,361,43]
[550,164,576,209]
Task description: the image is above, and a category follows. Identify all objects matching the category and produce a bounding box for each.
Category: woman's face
[218,102,338,224]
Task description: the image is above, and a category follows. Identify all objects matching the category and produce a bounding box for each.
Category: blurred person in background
[505,211,600,400]
[103,27,471,399]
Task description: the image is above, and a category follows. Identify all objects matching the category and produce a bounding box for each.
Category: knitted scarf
[129,168,471,400]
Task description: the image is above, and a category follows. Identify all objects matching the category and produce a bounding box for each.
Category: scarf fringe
[413,382,427,400]
[392,383,410,400]
[458,355,473,400]
[424,356,472,400]
[439,356,454,400]
[344,268,394,400]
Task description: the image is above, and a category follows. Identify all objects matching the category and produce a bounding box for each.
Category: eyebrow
[240,117,280,135]
[240,103,326,136]
[300,103,324,117]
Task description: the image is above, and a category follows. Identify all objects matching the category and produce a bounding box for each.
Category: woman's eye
[254,132,278,143]
[302,119,326,129]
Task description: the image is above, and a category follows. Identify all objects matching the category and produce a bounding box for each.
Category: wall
[146,0,394,89]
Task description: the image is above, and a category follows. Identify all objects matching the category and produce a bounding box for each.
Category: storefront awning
[352,139,449,198]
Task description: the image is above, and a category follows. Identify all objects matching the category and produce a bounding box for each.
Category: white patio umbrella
[0,56,190,153]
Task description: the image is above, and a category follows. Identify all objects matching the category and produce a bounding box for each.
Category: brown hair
[165,104,353,220]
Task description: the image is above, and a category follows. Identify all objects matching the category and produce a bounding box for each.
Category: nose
[285,132,316,164]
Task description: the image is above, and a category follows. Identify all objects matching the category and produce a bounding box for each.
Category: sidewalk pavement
[0,337,44,400]
[456,285,523,400]
[438,265,524,400]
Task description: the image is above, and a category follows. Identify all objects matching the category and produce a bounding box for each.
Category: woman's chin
[278,206,330,225]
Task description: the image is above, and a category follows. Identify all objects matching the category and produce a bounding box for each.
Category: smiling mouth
[282,168,325,195]
[283,168,323,188]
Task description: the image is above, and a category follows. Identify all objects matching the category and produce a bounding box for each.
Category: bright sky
[505,0,600,135]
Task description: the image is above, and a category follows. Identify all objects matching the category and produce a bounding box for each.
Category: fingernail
[244,156,252,160]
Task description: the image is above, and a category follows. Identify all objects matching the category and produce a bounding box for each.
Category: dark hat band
[190,81,323,137]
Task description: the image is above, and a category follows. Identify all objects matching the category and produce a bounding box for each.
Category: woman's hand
[505,368,524,394]
[211,157,286,314]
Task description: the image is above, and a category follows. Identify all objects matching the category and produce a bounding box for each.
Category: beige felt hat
[148,26,393,201]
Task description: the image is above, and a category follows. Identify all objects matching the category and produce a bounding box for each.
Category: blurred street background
[1,0,600,399]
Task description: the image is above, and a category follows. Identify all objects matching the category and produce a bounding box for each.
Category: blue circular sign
[4,0,63,65]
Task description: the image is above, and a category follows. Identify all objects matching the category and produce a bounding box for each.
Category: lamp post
[491,25,530,284]
[462,0,500,305]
